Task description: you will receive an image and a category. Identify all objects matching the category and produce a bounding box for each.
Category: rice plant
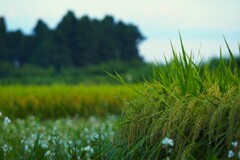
[111,36,240,159]
[0,84,138,119]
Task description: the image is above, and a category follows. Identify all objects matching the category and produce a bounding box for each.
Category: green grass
[0,60,153,85]
[1,36,240,159]
[111,36,240,159]
[0,114,117,160]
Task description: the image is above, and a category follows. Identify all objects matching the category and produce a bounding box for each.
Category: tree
[30,38,72,69]
[74,15,99,66]
[34,19,49,34]
[0,17,7,35]
[116,21,144,61]
[0,11,145,68]
[0,17,7,61]
[55,11,79,66]
[56,10,78,44]
[97,15,118,61]
[5,30,25,63]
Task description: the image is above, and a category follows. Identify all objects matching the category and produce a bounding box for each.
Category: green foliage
[0,11,144,69]
[0,115,117,159]
[112,38,240,159]
[0,17,6,34]
[0,60,153,85]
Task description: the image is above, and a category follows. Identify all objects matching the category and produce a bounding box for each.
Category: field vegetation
[110,37,240,159]
[1,37,240,159]
[0,115,117,160]
[2,6,239,159]
[0,84,140,119]
[0,60,153,85]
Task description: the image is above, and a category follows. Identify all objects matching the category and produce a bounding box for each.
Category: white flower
[90,148,94,154]
[53,126,57,132]
[2,144,12,153]
[21,139,25,144]
[52,136,57,140]
[94,134,104,140]
[0,112,2,117]
[231,141,238,147]
[72,147,79,153]
[162,137,174,146]
[94,134,99,139]
[24,145,29,152]
[84,128,89,133]
[238,151,240,159]
[84,146,91,151]
[4,117,11,125]
[45,150,51,157]
[228,150,234,158]
[41,143,48,149]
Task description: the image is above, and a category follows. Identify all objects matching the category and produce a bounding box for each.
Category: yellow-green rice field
[0,84,140,119]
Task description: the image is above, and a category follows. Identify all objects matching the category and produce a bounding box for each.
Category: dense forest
[0,10,145,70]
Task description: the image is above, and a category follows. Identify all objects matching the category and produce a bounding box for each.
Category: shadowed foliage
[0,11,144,69]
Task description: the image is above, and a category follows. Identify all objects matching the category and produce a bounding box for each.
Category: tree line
[0,11,145,69]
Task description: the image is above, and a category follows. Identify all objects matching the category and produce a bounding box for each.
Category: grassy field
[0,115,117,160]
[1,39,240,159]
[0,84,139,119]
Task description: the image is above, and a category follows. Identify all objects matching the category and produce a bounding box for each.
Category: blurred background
[0,0,240,84]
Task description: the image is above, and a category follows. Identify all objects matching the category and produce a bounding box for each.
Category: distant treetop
[0,10,145,69]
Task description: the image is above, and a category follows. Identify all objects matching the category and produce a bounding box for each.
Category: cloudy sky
[0,0,240,62]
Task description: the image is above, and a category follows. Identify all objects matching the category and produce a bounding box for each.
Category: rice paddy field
[1,40,240,159]
[0,84,139,119]
[0,84,138,159]
[0,84,137,160]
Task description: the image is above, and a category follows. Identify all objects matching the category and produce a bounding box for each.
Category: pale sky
[0,0,240,62]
